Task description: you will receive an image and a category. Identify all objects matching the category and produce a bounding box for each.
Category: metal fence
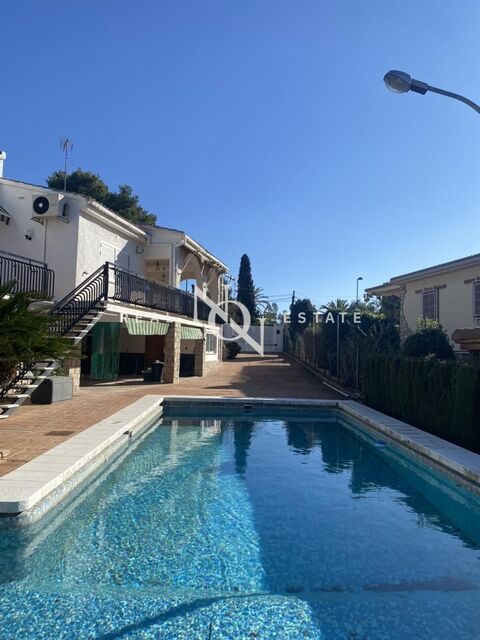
[110,264,212,321]
[0,251,55,298]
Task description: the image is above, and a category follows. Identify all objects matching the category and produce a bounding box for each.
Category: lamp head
[384,70,429,95]
[384,70,412,93]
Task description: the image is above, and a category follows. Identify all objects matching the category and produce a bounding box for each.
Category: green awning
[181,325,203,340]
[125,317,169,336]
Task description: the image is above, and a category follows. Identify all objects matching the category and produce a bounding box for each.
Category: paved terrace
[0,354,340,477]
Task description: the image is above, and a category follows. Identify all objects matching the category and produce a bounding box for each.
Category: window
[60,202,69,220]
[206,333,217,354]
[422,288,438,320]
[474,281,480,318]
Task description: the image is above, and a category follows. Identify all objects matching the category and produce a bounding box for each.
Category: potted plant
[31,367,74,404]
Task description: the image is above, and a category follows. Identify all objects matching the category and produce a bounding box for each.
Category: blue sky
[3,1,480,310]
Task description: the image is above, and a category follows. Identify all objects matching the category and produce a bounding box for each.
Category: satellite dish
[33,196,50,215]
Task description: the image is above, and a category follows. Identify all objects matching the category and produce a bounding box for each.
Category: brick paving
[0,354,340,477]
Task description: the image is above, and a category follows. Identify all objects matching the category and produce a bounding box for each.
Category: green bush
[225,342,241,360]
[363,355,480,451]
[402,320,454,360]
[0,283,75,388]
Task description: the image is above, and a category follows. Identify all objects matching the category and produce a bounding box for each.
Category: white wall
[76,212,145,285]
[222,325,283,353]
[0,178,148,300]
[402,263,480,344]
[0,179,81,299]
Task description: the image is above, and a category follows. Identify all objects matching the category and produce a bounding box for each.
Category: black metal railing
[1,265,107,400]
[50,263,108,336]
[0,251,55,298]
[1,262,220,400]
[110,264,213,321]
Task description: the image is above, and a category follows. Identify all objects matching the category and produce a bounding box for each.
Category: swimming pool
[1,407,480,639]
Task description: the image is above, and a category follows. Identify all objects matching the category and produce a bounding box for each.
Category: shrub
[402,321,454,360]
[363,355,480,451]
[0,283,75,388]
[225,341,241,360]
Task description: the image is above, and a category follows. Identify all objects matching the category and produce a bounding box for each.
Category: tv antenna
[60,137,73,191]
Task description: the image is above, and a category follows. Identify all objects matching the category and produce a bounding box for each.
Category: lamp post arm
[427,84,480,114]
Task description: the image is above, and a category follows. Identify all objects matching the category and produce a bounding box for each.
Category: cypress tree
[236,254,257,322]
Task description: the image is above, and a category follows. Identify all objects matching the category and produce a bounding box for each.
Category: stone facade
[163,322,181,383]
[63,357,81,393]
[194,336,206,376]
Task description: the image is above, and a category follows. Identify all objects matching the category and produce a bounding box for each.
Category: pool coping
[1,395,480,515]
[0,396,163,514]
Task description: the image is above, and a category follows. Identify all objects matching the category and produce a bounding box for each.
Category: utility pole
[291,290,296,306]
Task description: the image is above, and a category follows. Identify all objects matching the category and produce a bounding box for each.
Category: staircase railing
[1,265,108,400]
[50,263,108,336]
[1,262,219,400]
[0,251,55,298]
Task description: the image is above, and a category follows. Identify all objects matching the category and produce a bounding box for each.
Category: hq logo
[193,285,265,356]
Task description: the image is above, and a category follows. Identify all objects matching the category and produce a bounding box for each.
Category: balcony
[0,251,55,298]
[109,264,214,322]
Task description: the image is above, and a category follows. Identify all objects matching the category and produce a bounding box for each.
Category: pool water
[1,410,480,639]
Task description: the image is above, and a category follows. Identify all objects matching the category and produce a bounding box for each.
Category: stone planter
[31,376,73,405]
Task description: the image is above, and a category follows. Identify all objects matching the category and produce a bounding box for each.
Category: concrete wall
[222,325,284,353]
[119,329,146,353]
[402,264,480,344]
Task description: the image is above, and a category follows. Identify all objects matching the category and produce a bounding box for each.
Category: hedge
[363,356,480,452]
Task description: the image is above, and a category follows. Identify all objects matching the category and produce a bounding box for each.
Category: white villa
[366,253,480,353]
[0,158,228,404]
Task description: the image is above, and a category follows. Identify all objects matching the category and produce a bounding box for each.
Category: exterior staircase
[0,265,108,419]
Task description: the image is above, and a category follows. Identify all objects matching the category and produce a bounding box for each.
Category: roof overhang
[365,283,403,297]
[83,200,149,242]
[382,253,480,287]
[183,234,227,272]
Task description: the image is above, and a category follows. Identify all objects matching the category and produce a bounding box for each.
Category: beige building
[366,253,480,353]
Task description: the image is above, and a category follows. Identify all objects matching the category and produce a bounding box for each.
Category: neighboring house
[0,167,228,400]
[366,253,480,353]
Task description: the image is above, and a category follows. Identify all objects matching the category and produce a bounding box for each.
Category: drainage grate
[45,430,75,436]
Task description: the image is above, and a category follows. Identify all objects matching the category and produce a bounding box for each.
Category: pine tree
[236,254,257,322]
[47,169,157,225]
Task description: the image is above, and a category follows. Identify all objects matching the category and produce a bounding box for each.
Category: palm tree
[321,298,351,313]
[253,286,269,314]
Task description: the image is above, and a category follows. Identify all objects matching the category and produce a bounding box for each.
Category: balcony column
[163,322,181,383]
[63,357,81,393]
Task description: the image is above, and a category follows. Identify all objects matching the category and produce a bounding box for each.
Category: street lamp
[355,276,363,391]
[356,276,363,305]
[384,70,480,114]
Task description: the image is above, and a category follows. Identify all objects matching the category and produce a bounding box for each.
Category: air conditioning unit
[31,193,65,220]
